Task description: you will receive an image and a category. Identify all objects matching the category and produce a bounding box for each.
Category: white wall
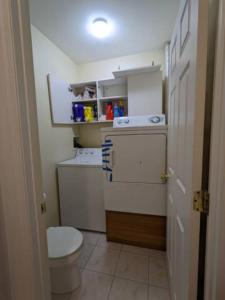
[77,50,165,82]
[31,25,78,226]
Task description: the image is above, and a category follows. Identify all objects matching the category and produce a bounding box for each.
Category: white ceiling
[29,0,179,64]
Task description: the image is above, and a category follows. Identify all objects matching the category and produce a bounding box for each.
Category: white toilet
[47,226,83,294]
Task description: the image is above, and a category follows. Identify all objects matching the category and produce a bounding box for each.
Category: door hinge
[193,191,209,214]
[160,173,170,183]
[40,202,47,215]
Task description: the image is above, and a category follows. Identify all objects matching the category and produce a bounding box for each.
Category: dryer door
[107,133,166,183]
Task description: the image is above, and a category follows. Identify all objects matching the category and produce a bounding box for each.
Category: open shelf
[98,78,127,99]
[70,81,97,105]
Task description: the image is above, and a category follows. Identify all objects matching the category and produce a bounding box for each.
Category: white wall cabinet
[48,65,162,125]
[127,71,162,115]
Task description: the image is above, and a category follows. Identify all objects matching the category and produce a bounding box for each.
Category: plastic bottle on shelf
[113,103,119,118]
[72,103,84,122]
[72,103,77,122]
[79,104,85,122]
[93,103,98,120]
[106,103,113,120]
[118,101,125,117]
[84,106,94,122]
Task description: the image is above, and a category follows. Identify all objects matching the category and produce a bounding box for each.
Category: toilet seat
[47,226,83,260]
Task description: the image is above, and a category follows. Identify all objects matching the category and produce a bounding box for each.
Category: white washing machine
[57,148,106,232]
[101,115,167,216]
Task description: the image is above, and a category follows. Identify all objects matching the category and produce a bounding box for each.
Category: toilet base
[50,261,81,294]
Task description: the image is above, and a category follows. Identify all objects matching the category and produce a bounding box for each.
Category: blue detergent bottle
[118,101,125,117]
[113,103,119,118]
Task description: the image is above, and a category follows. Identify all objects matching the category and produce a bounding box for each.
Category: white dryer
[102,115,167,215]
[101,115,167,249]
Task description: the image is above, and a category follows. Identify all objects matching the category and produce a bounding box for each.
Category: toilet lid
[47,227,83,259]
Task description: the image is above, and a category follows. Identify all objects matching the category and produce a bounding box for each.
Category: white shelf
[113,65,161,78]
[73,98,98,103]
[70,81,96,88]
[99,96,128,101]
[99,120,114,123]
[73,120,113,125]
[73,96,127,102]
[73,121,98,125]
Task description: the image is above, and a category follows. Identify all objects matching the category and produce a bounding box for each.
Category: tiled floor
[52,231,170,300]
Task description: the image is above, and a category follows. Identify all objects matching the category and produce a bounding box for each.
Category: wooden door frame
[0,0,50,299]
[205,0,225,298]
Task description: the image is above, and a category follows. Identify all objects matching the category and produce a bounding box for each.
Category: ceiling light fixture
[90,18,111,39]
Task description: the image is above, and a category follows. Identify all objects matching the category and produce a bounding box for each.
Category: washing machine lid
[47,227,83,259]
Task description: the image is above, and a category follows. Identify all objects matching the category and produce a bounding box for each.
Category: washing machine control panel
[70,148,102,165]
[113,115,166,128]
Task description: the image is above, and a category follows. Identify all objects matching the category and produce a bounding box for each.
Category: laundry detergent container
[47,227,83,294]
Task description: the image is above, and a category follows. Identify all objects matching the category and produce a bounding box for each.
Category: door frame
[205,0,225,298]
[0,0,50,299]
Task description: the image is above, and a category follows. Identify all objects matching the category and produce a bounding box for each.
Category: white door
[167,0,208,299]
[0,0,51,298]
[205,1,225,298]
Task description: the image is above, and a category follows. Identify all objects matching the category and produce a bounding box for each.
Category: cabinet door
[47,74,74,124]
[108,133,166,183]
[128,71,163,115]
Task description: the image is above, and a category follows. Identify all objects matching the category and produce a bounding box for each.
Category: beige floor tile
[115,251,149,283]
[149,249,167,259]
[70,270,113,300]
[81,231,103,246]
[149,286,170,300]
[122,244,150,256]
[109,278,148,300]
[86,246,120,275]
[149,257,169,288]
[97,234,122,251]
[76,244,95,269]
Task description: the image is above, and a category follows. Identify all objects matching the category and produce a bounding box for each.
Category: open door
[167,0,208,299]
[0,0,50,299]
[205,0,225,298]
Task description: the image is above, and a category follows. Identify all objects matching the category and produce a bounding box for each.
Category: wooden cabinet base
[106,211,166,250]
